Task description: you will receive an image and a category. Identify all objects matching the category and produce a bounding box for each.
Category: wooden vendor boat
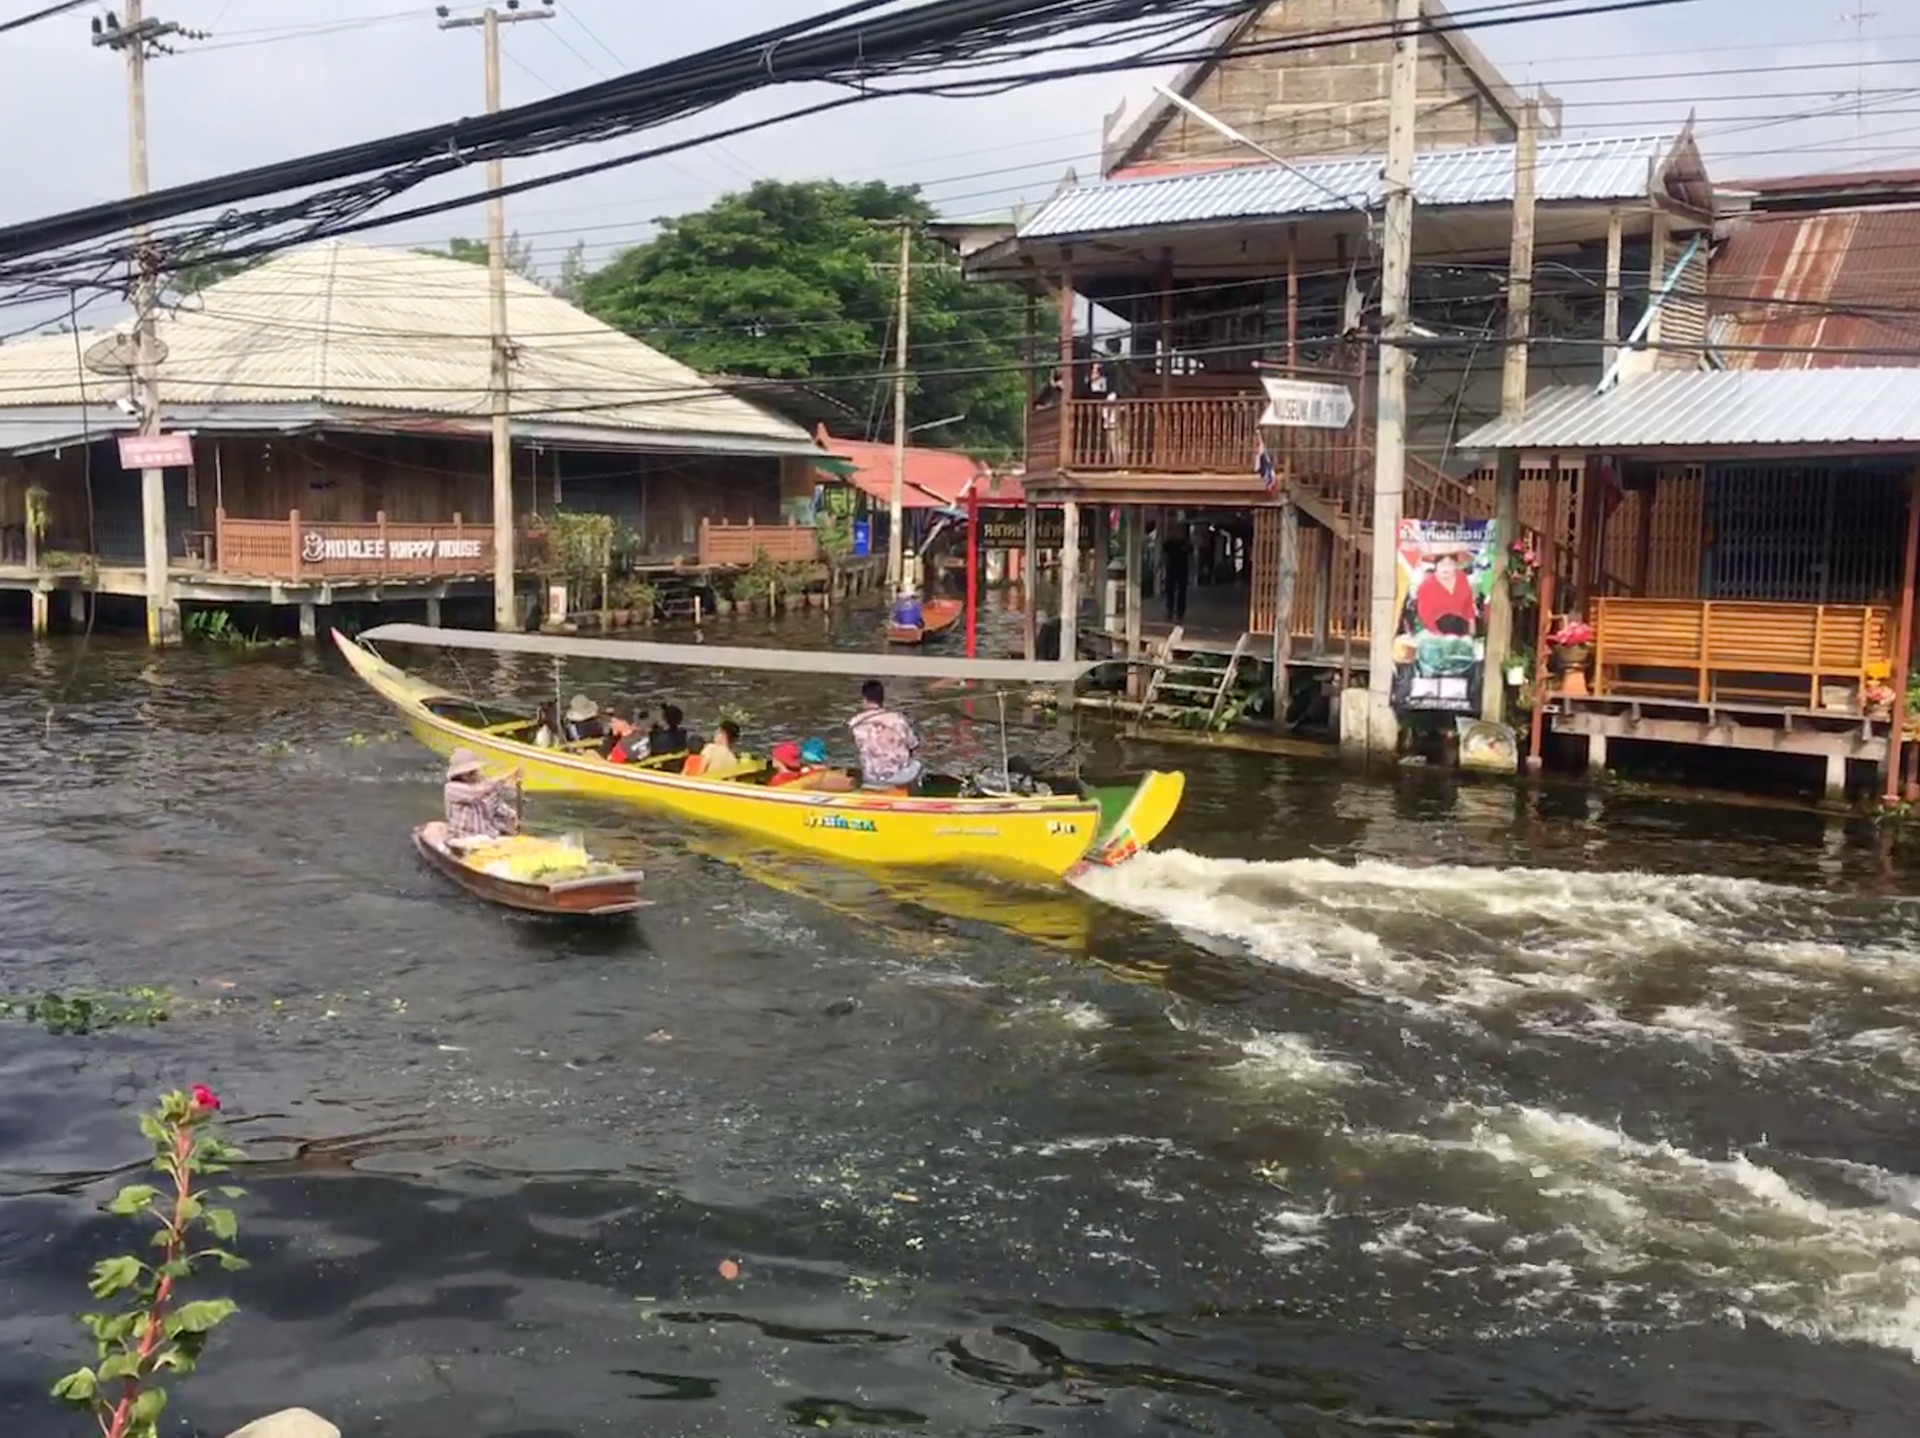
[887,598,965,646]
[412,823,646,918]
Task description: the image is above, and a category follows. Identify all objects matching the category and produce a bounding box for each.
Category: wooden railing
[698,519,819,568]
[1592,597,1894,707]
[215,509,493,581]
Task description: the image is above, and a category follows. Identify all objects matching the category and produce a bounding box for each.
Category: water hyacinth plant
[52,1086,246,1438]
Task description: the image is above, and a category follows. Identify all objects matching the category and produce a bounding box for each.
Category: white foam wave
[1366,1102,1920,1357]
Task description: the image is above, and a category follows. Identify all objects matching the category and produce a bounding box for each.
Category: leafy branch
[52,1086,246,1438]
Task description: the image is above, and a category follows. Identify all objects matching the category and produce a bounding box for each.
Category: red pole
[965,485,980,657]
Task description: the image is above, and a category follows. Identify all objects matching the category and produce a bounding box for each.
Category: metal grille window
[1704,462,1906,603]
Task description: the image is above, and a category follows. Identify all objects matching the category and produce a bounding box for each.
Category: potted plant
[1547,617,1596,696]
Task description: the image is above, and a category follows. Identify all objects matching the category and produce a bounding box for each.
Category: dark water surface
[5,606,1920,1436]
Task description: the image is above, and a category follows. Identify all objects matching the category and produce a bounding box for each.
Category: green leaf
[203,1248,250,1272]
[168,1298,237,1334]
[175,1193,203,1223]
[131,1386,167,1426]
[106,1183,161,1216]
[217,1186,247,1199]
[50,1367,98,1403]
[87,1254,144,1298]
[81,1311,140,1347]
[137,1112,170,1146]
[203,1206,238,1241]
[97,1351,142,1382]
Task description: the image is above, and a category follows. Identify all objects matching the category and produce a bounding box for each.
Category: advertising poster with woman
[1390,517,1495,714]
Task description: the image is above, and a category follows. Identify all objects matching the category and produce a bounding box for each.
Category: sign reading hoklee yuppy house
[300,532,485,564]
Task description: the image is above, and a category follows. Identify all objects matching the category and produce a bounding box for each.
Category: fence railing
[698,519,820,568]
[214,509,493,581]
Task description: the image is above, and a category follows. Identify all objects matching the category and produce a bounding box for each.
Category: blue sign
[852,519,871,558]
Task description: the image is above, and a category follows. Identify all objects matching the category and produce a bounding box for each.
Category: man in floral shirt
[848,680,922,790]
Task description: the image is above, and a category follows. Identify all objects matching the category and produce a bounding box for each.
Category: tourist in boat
[892,586,924,631]
[606,708,653,764]
[563,694,607,745]
[799,736,857,792]
[444,749,521,841]
[695,720,742,777]
[650,703,692,755]
[532,702,559,749]
[849,680,922,790]
[768,740,807,787]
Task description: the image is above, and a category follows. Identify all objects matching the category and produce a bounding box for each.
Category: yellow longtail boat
[335,626,1183,884]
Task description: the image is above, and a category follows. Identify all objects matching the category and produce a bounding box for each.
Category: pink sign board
[117,433,195,470]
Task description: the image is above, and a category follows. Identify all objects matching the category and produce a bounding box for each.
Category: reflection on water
[4,608,1920,1436]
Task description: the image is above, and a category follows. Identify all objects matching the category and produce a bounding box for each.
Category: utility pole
[438,0,553,631]
[94,0,185,647]
[888,218,913,593]
[1358,0,1420,755]
[1482,97,1538,726]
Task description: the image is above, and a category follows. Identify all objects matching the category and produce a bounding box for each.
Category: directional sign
[1258,376,1355,430]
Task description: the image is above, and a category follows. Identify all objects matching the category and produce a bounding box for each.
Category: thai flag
[1255,438,1276,492]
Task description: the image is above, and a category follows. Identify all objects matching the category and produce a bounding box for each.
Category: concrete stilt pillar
[298,602,318,640]
[1586,730,1609,774]
[30,589,49,637]
[1825,750,1848,802]
[424,596,443,628]
[68,588,87,627]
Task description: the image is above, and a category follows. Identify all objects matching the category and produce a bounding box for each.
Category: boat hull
[412,826,646,917]
[886,599,964,646]
[339,632,1172,883]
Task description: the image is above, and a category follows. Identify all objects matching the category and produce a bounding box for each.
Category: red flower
[190,1084,221,1112]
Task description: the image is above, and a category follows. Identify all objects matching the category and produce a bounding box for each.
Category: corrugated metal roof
[0,243,809,449]
[1711,207,1920,370]
[1020,134,1677,240]
[1460,369,1920,451]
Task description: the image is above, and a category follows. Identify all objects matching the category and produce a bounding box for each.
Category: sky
[4,0,1919,295]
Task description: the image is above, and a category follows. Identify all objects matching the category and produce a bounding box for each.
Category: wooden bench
[1593,597,1893,708]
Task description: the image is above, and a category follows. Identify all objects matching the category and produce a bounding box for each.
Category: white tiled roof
[0,242,809,448]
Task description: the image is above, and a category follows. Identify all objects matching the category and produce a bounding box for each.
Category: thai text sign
[301,532,484,564]
[1389,517,1494,716]
[977,506,1067,549]
[117,433,195,470]
[1258,376,1354,430]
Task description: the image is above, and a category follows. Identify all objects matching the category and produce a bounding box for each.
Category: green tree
[421,233,539,281]
[166,257,259,299]
[574,180,1025,458]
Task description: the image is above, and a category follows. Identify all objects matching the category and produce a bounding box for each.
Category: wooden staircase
[1133,627,1254,728]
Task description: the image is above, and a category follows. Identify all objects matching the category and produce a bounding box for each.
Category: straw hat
[565,694,600,723]
[799,738,829,766]
[446,748,484,780]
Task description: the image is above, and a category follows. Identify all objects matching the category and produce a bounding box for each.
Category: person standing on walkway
[1161,524,1192,623]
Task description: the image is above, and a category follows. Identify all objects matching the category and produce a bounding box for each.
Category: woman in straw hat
[443,749,522,841]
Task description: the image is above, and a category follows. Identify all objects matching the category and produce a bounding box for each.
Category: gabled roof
[1020,133,1698,242]
[0,242,813,453]
[1102,0,1544,176]
[1460,369,1920,453]
[813,425,992,509]
[1711,206,1920,370]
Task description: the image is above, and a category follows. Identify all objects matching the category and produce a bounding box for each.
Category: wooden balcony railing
[215,509,493,581]
[698,519,819,568]
[1592,597,1894,707]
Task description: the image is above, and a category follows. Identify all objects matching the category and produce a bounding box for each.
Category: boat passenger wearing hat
[768,737,854,792]
[562,693,608,745]
[443,748,522,841]
[891,585,924,631]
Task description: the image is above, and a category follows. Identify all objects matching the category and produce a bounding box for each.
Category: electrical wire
[0,0,91,37]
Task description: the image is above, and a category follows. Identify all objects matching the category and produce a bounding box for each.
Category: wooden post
[1883,470,1920,804]
[1483,98,1537,725]
[1527,457,1562,769]
[288,508,302,577]
[1272,498,1299,723]
[1285,224,1299,368]
[1124,504,1143,698]
[1058,501,1081,705]
[1022,501,1038,661]
[376,509,389,581]
[1058,250,1076,473]
[1312,524,1333,654]
[1602,210,1624,373]
[1645,211,1670,351]
[30,587,48,637]
[1157,248,1174,399]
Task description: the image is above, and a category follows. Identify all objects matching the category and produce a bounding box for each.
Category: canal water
[3,608,1920,1436]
